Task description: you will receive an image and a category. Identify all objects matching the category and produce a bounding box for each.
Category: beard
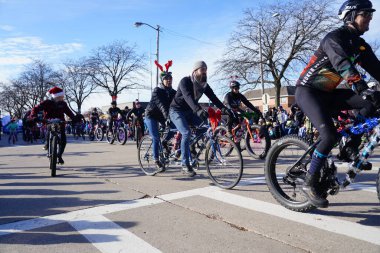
[195,73,207,83]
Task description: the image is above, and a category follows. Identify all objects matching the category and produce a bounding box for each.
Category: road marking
[238,176,377,193]
[0,185,379,247]
[199,188,380,246]
[0,197,163,237]
[70,215,161,253]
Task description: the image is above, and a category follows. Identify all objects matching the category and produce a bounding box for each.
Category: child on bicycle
[144,60,177,172]
[29,86,78,164]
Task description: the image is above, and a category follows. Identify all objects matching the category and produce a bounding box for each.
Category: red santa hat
[46,86,64,98]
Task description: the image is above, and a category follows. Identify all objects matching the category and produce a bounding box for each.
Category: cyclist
[145,60,177,172]
[90,108,99,126]
[169,60,235,177]
[126,100,145,137]
[295,0,380,208]
[107,101,123,130]
[223,80,263,136]
[29,86,78,164]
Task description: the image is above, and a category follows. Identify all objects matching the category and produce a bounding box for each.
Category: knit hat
[193,61,207,72]
[154,60,173,81]
[46,86,64,98]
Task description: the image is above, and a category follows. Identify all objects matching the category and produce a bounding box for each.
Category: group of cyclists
[6,0,379,210]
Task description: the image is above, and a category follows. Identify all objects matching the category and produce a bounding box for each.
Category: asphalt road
[0,134,379,253]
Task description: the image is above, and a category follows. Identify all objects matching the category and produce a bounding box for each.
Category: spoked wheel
[206,136,243,189]
[264,135,316,212]
[213,126,235,156]
[138,135,160,176]
[49,136,58,177]
[106,129,115,144]
[135,126,142,148]
[246,124,271,159]
[376,169,380,203]
[95,128,104,141]
[116,127,127,145]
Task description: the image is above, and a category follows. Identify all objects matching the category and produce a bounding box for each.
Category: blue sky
[0,0,380,111]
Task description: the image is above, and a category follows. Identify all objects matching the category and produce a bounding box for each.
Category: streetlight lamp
[134,22,161,87]
[258,13,280,96]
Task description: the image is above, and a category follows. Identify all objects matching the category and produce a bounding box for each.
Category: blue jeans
[145,117,175,161]
[169,108,203,166]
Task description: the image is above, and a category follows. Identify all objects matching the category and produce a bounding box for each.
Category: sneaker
[57,157,65,165]
[43,144,48,150]
[300,172,328,208]
[155,160,165,173]
[181,164,196,177]
[359,161,372,171]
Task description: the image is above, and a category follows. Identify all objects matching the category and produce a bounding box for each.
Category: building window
[280,97,287,104]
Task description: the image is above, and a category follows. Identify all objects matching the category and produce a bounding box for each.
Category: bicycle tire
[50,136,58,177]
[264,135,316,212]
[138,135,159,176]
[95,128,104,141]
[377,169,380,203]
[205,136,243,189]
[135,126,141,148]
[116,127,127,145]
[245,124,271,159]
[106,129,115,144]
[213,126,234,156]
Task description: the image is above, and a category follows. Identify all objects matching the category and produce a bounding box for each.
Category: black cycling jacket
[297,25,380,92]
[126,107,144,120]
[223,92,261,114]
[108,107,122,120]
[170,76,225,112]
[145,85,176,122]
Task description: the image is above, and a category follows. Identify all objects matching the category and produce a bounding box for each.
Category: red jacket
[30,100,75,121]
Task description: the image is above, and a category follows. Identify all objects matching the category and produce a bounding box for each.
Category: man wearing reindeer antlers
[145,60,177,172]
[169,61,235,177]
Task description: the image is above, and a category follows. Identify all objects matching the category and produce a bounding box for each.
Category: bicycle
[138,107,244,189]
[214,111,271,159]
[46,119,65,177]
[94,121,107,142]
[264,116,380,212]
[134,118,144,148]
[106,119,127,145]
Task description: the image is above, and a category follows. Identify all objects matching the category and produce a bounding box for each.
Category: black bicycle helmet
[229,80,241,89]
[338,0,375,23]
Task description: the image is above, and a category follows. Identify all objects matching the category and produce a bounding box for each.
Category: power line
[160,27,223,47]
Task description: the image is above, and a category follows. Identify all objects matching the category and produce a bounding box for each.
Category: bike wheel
[246,124,271,159]
[377,169,380,203]
[95,128,104,141]
[205,136,243,189]
[116,127,127,145]
[106,129,115,144]
[138,135,159,176]
[50,136,58,177]
[265,135,316,212]
[213,126,235,156]
[135,126,141,148]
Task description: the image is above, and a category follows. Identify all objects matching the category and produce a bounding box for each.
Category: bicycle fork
[342,126,380,188]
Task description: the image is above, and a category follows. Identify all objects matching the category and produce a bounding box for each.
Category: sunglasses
[358,11,373,18]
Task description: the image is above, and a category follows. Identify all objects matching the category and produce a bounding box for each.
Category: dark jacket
[126,107,144,120]
[297,25,380,92]
[145,86,176,122]
[108,107,122,120]
[30,100,75,121]
[223,92,261,114]
[170,76,225,112]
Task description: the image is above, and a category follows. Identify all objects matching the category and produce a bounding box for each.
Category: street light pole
[258,22,264,96]
[134,22,161,87]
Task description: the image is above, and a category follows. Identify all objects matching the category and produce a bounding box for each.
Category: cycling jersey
[90,112,99,124]
[223,92,261,114]
[297,25,380,92]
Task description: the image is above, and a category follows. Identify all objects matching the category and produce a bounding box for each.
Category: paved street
[0,135,379,253]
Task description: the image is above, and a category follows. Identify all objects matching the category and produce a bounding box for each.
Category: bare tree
[215,0,338,106]
[0,85,16,117]
[20,59,61,103]
[61,58,97,114]
[87,40,147,101]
